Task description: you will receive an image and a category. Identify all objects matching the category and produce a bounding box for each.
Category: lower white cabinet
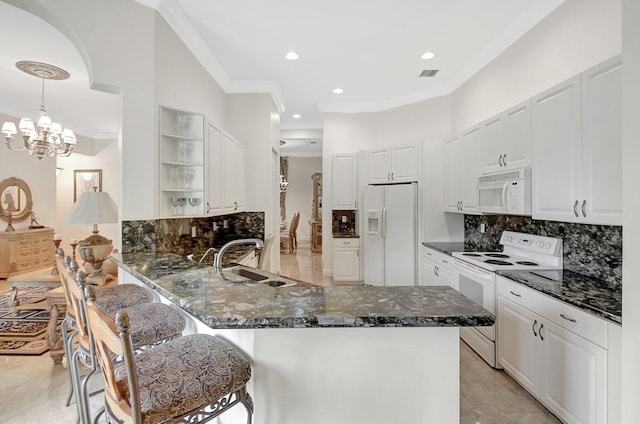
[421,247,457,290]
[498,276,609,424]
[333,238,361,282]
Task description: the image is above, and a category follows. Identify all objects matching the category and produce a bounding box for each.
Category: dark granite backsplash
[464,215,622,289]
[332,210,357,237]
[122,212,264,257]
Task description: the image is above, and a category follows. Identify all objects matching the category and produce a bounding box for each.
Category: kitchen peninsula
[112,252,494,424]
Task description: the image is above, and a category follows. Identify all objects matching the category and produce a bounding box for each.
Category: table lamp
[62,187,118,284]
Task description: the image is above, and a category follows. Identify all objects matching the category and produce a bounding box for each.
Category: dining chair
[85,286,254,424]
[280,211,300,254]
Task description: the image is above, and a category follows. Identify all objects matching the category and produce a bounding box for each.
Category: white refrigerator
[363,183,417,286]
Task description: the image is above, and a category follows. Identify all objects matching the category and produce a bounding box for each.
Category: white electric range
[451,231,563,368]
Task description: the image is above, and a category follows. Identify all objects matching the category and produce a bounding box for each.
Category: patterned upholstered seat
[55,253,187,424]
[114,334,252,424]
[85,298,254,424]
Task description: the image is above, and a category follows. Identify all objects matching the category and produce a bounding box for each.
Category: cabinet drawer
[539,294,607,348]
[497,276,540,313]
[424,248,452,266]
[334,238,359,247]
[18,244,52,258]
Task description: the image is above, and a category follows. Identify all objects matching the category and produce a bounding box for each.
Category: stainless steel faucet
[213,238,264,281]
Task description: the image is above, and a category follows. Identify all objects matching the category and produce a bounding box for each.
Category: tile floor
[0,242,562,423]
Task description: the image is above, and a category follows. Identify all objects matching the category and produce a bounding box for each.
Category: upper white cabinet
[580,58,623,225]
[158,107,205,218]
[205,123,223,216]
[481,100,532,174]
[368,144,418,184]
[205,125,245,216]
[223,132,245,213]
[332,153,358,209]
[532,57,622,225]
[444,127,482,214]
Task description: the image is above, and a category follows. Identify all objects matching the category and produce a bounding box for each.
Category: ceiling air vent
[419,69,439,78]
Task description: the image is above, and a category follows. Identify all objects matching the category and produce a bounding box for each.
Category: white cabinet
[223,132,245,212]
[205,123,223,215]
[533,57,622,225]
[205,125,245,216]
[158,107,205,218]
[368,144,418,184]
[332,154,358,209]
[481,100,532,174]
[444,127,482,214]
[497,276,608,424]
[333,238,361,282]
[421,247,457,290]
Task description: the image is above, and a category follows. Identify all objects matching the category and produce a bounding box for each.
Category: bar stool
[56,253,186,424]
[85,285,254,424]
[55,251,155,415]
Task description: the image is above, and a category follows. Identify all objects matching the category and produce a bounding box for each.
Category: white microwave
[477,168,531,215]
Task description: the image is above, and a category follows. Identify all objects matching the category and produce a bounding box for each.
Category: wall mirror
[0,177,33,223]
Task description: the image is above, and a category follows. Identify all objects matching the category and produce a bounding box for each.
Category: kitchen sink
[226,266,297,287]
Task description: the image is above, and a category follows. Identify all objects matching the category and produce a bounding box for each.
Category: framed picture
[74,169,102,202]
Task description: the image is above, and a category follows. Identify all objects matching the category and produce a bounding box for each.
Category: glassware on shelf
[178,140,192,163]
[170,197,179,215]
[181,168,195,189]
[177,197,187,215]
[189,197,201,214]
[170,167,179,188]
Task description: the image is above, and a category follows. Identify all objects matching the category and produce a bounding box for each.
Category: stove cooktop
[451,231,563,272]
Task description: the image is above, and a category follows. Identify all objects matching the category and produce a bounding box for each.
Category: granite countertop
[496,269,622,325]
[422,241,622,325]
[422,241,466,255]
[111,252,495,330]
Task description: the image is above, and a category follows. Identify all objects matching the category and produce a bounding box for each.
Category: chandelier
[1,61,76,160]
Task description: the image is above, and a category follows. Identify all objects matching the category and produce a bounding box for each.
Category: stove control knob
[545,242,551,249]
[537,241,544,248]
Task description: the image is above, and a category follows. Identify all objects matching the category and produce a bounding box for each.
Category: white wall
[621,0,640,420]
[452,0,621,132]
[284,157,322,242]
[226,93,280,273]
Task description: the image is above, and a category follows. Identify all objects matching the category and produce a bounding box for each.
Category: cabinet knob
[581,200,587,218]
[573,200,579,217]
[499,154,504,167]
[539,323,545,341]
[206,202,211,214]
[560,313,577,323]
[532,319,538,336]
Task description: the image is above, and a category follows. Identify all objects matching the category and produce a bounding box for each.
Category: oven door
[453,259,496,341]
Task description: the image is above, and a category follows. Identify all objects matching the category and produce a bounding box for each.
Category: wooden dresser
[0,228,54,278]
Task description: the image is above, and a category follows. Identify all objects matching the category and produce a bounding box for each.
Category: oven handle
[453,259,493,280]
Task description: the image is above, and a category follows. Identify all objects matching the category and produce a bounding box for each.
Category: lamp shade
[62,190,118,225]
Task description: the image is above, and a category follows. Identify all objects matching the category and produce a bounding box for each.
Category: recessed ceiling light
[421,51,436,60]
[333,88,343,94]
[292,114,301,119]
[286,51,299,61]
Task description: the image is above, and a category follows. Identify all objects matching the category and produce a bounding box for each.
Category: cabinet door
[437,265,457,291]
[332,154,358,209]
[497,297,541,395]
[444,137,461,212]
[460,126,481,213]
[581,57,622,225]
[206,124,223,215]
[368,148,391,184]
[501,100,532,170]
[223,133,245,212]
[334,248,360,281]
[539,318,607,424]
[421,255,439,286]
[532,76,582,222]
[480,115,503,174]
[390,145,418,182]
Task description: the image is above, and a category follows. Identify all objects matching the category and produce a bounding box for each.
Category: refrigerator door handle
[381,207,387,238]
